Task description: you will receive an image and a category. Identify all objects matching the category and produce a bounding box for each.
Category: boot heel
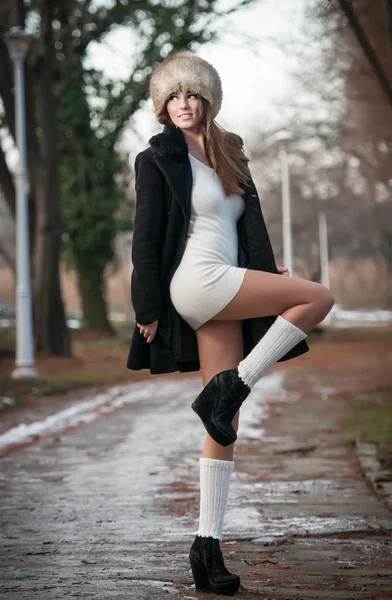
[189,536,241,595]
[189,554,208,591]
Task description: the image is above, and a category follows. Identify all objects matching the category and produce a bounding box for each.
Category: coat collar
[149,124,253,194]
[149,125,188,158]
[148,125,192,223]
[148,124,253,222]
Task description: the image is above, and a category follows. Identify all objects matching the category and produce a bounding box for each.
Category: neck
[182,128,205,153]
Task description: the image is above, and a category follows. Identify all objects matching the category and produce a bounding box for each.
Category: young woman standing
[127,51,334,594]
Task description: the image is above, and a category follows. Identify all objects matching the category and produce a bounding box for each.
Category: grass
[345,384,392,445]
[0,367,136,401]
[344,384,392,469]
[0,324,141,405]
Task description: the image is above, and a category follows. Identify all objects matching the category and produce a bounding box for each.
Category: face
[166,90,203,131]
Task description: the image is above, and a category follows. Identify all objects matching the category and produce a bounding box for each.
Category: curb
[356,439,392,510]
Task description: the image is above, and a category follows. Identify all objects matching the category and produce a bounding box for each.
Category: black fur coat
[127,125,309,373]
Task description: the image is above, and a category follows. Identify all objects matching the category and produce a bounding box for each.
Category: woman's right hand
[136,320,159,344]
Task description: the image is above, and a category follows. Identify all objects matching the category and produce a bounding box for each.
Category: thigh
[196,320,244,387]
[212,269,322,321]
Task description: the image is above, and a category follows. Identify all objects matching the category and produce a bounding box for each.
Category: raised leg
[191,269,335,447]
[212,269,334,332]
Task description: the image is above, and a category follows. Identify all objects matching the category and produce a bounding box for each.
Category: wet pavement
[1,342,392,599]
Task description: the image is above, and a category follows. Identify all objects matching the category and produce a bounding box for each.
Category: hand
[278,266,290,276]
[136,320,158,343]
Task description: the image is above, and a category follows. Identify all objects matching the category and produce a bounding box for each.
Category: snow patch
[0,380,191,455]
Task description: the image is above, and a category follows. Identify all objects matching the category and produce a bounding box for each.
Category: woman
[127,51,334,595]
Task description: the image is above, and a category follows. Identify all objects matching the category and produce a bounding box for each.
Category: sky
[84,0,307,155]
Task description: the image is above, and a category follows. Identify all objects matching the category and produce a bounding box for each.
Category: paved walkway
[1,342,392,599]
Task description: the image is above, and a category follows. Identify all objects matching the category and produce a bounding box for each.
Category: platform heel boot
[192,367,251,447]
[189,535,240,595]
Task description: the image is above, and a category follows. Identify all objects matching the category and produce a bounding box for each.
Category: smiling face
[165,90,204,131]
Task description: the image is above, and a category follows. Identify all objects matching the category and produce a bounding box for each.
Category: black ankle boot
[189,535,240,594]
[191,367,251,447]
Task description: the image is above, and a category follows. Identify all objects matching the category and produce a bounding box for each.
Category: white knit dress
[169,153,247,330]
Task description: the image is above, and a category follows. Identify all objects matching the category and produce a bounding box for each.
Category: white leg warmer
[238,315,307,389]
[197,457,234,540]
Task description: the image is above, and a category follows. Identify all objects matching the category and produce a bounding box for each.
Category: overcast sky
[85,0,307,155]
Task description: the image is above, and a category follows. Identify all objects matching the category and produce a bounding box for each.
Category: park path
[1,340,392,599]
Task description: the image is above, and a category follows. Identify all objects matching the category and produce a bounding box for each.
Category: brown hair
[157,97,250,197]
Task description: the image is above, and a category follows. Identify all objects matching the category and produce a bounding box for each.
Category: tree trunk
[32,1,71,355]
[0,195,16,273]
[76,261,114,334]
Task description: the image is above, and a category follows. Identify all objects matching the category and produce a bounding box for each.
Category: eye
[168,93,178,101]
[188,93,198,99]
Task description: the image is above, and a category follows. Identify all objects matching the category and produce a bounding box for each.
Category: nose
[179,92,189,108]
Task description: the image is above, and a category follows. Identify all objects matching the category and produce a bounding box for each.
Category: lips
[179,113,193,119]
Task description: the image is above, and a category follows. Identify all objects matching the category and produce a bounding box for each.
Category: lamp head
[5,27,32,59]
[276,130,294,148]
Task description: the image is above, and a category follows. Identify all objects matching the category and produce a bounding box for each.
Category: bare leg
[212,269,334,331]
[196,320,244,460]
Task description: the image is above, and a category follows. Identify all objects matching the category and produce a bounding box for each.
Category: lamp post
[318,212,332,324]
[318,212,330,290]
[276,130,294,275]
[5,26,37,379]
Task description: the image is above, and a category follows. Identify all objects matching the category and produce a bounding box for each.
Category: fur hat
[149,51,223,120]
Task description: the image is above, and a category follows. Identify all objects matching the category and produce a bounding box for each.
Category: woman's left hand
[278,266,290,276]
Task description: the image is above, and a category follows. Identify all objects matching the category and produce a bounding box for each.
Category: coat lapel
[148,124,255,226]
[149,125,192,223]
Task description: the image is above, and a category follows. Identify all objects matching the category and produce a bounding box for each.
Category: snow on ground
[0,371,289,540]
[0,372,286,457]
[328,305,392,327]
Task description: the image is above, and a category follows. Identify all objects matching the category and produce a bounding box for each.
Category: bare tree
[247,0,392,307]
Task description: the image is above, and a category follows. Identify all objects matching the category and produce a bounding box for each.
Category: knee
[316,285,335,318]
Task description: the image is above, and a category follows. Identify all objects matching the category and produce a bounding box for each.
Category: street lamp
[318,212,332,324]
[5,26,38,379]
[276,130,294,276]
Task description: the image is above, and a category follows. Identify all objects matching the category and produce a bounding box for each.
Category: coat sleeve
[131,151,166,325]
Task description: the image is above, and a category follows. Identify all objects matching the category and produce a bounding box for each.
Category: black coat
[127,125,309,374]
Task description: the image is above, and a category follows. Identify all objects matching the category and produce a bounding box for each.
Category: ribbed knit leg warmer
[238,315,307,389]
[197,457,234,540]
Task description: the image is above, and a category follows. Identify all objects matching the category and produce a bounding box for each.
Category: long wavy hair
[157,96,250,197]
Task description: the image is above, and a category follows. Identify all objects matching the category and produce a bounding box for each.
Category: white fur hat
[149,51,223,120]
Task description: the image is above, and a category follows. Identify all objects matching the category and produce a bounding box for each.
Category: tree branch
[213,0,256,18]
[338,0,392,106]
